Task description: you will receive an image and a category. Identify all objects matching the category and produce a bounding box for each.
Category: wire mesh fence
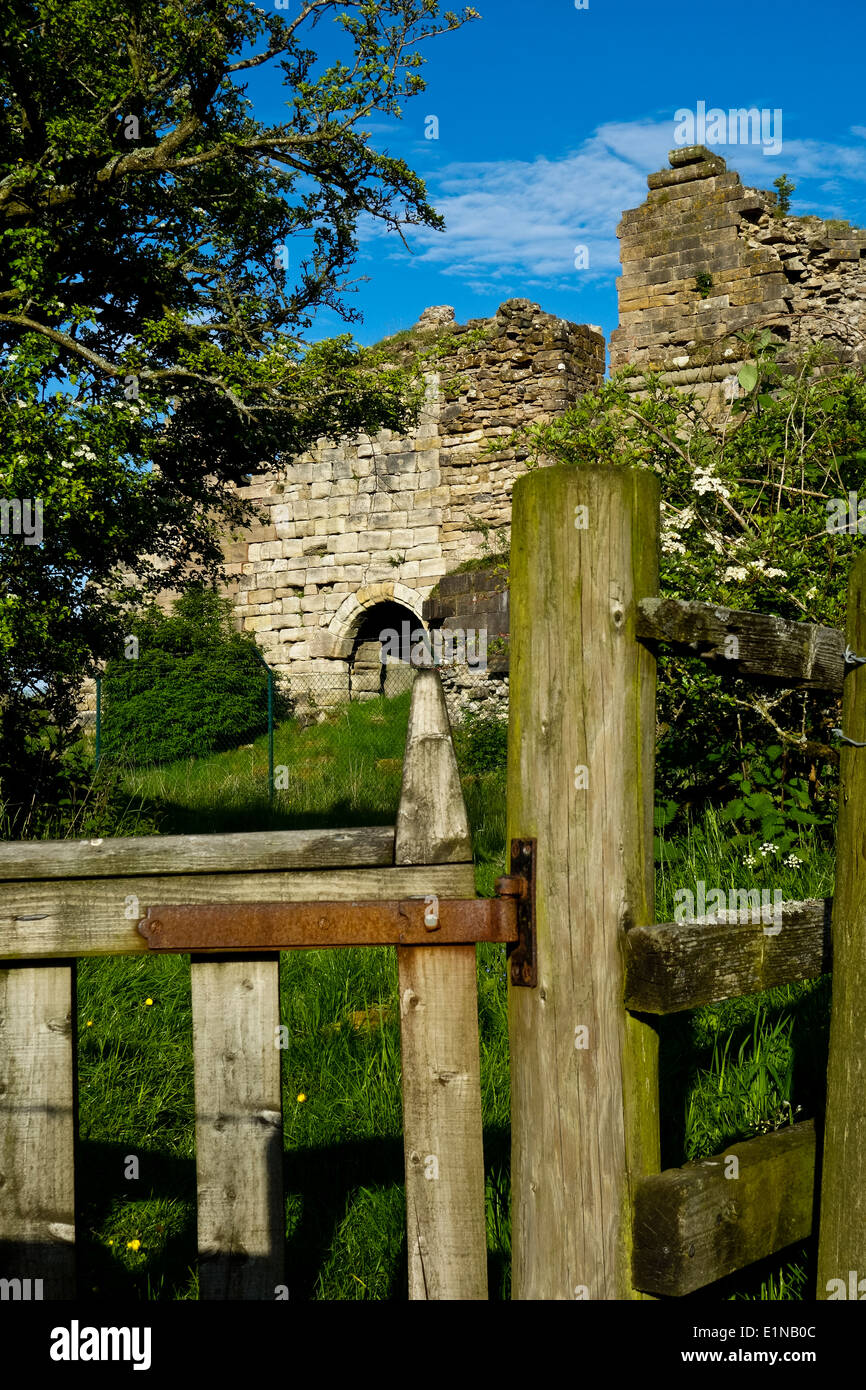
[91,653,419,808]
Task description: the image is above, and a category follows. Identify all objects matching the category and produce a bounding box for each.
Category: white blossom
[692,470,731,499]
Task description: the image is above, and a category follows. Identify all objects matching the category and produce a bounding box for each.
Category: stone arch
[349,595,427,701]
[329,581,425,648]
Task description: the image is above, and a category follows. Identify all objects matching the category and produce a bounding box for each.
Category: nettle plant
[525,336,866,847]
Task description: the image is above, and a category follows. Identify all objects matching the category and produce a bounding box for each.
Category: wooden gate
[4,464,865,1301]
[0,669,492,1300]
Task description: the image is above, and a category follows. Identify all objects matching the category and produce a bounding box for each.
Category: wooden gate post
[818,551,866,1297]
[508,464,660,1300]
[395,667,488,1299]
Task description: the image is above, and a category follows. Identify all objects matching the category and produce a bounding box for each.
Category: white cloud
[359,118,866,292]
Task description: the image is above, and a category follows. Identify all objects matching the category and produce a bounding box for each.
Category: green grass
[70,696,832,1300]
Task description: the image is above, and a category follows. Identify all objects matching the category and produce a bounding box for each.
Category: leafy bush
[523,339,866,846]
[100,588,290,765]
[453,705,508,776]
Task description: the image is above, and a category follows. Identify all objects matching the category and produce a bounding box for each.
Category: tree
[0,0,478,827]
[772,174,796,218]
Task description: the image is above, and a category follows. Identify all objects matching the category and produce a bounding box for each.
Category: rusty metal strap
[138,895,519,952]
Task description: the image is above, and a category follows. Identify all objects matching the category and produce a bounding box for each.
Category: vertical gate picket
[395,667,488,1299]
[0,961,77,1296]
[191,954,284,1299]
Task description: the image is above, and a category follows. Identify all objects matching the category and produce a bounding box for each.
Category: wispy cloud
[360,118,866,294]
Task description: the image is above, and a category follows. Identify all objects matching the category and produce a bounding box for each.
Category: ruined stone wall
[610,145,866,403]
[221,298,604,703]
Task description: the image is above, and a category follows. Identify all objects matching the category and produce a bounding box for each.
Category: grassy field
[70,692,833,1300]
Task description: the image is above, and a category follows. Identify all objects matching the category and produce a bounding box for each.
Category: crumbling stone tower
[610,145,866,402]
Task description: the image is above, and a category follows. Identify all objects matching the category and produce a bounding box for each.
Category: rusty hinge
[137,839,537,986]
[505,837,536,988]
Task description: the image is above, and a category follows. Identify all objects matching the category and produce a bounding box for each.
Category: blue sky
[245,0,866,360]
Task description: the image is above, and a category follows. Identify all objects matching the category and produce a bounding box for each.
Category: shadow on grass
[150,796,400,837]
[76,1140,197,1301]
[73,1127,511,1301]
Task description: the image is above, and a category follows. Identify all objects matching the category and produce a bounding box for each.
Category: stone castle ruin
[219,299,604,706]
[194,147,866,713]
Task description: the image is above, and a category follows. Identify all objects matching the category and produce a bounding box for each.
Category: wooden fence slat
[0,863,477,960]
[0,826,396,881]
[818,551,866,1296]
[625,898,832,1012]
[508,465,661,1300]
[633,1121,817,1296]
[191,954,284,1299]
[637,597,845,690]
[395,668,488,1300]
[0,962,77,1297]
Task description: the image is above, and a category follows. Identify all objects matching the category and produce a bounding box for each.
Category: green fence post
[94,674,101,770]
[267,668,274,807]
[251,646,275,806]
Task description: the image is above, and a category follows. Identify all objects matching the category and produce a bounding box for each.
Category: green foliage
[773,174,796,217]
[0,737,162,841]
[718,744,830,855]
[453,704,509,777]
[100,589,288,765]
[695,271,714,298]
[522,344,866,833]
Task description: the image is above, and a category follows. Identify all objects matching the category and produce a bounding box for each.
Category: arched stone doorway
[350,600,425,700]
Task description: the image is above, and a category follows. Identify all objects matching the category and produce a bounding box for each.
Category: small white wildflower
[764,567,786,579]
[693,470,731,499]
[784,853,803,868]
[725,565,749,582]
[759,842,777,857]
[743,853,758,868]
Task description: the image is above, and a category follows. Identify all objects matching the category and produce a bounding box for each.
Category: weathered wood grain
[0,826,395,881]
[0,962,77,1297]
[625,898,832,1013]
[637,597,845,690]
[395,668,488,1300]
[508,465,661,1300]
[192,955,284,1299]
[0,864,477,959]
[818,551,866,1296]
[633,1121,817,1296]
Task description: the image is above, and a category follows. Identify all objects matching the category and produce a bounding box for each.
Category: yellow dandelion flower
[86,1020,93,1027]
[127,1239,141,1251]
[145,998,153,1006]
[297,1093,306,1103]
